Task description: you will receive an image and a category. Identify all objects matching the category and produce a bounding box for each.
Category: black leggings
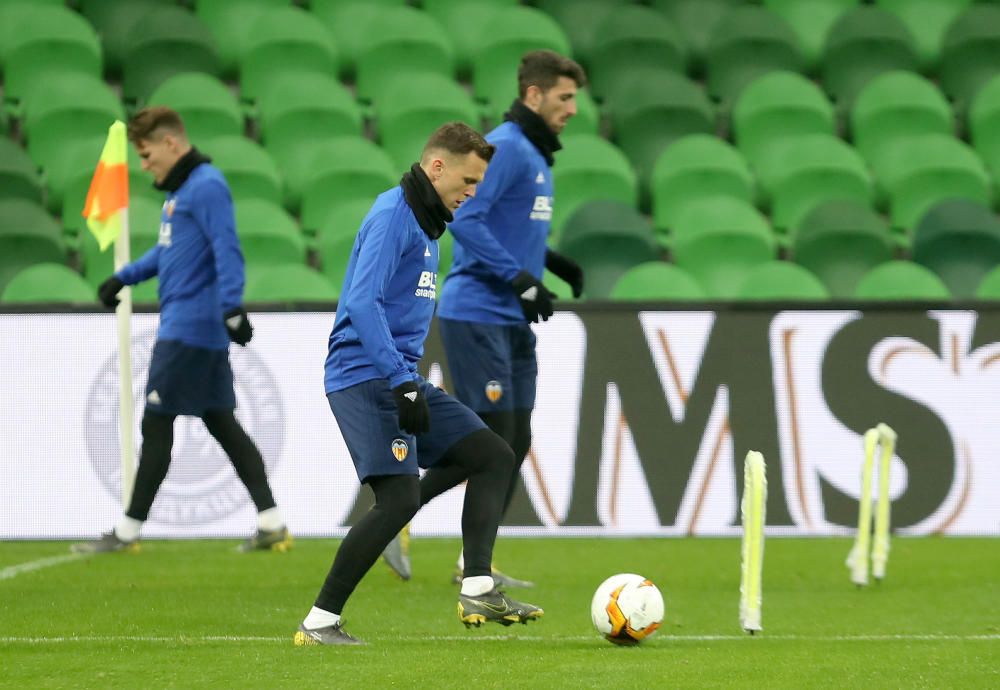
[125,408,276,521]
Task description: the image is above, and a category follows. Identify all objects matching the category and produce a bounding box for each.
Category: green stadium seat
[551,135,639,237]
[736,260,830,300]
[121,6,220,102]
[81,0,171,79]
[470,7,571,111]
[239,7,338,102]
[244,264,338,303]
[0,200,66,292]
[754,134,874,232]
[939,4,1000,109]
[146,73,243,141]
[587,6,686,100]
[0,263,96,304]
[733,71,835,165]
[556,201,661,299]
[872,134,992,230]
[21,74,125,175]
[0,138,43,205]
[705,6,805,103]
[201,136,282,207]
[650,134,755,240]
[975,264,1000,299]
[311,0,407,80]
[854,260,951,300]
[606,70,715,210]
[296,137,397,232]
[912,199,1000,298]
[425,1,510,81]
[792,200,894,298]
[234,199,307,271]
[651,0,741,76]
[850,71,953,173]
[969,74,1000,187]
[764,0,858,71]
[355,7,454,103]
[316,200,371,291]
[876,0,972,70]
[610,261,707,300]
[821,7,919,105]
[532,0,624,71]
[80,196,163,286]
[2,4,101,104]
[257,73,362,174]
[61,141,161,235]
[194,0,292,79]
[671,197,777,298]
[375,74,479,171]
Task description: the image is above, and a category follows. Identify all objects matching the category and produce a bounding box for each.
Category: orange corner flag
[82,120,129,252]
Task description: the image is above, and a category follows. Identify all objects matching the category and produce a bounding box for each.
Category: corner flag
[82,120,129,252]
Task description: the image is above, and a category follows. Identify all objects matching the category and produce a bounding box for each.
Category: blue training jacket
[437,121,554,325]
[115,163,244,350]
[325,186,439,393]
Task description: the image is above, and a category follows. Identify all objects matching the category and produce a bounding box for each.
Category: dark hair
[422,122,495,162]
[127,106,187,144]
[517,50,587,99]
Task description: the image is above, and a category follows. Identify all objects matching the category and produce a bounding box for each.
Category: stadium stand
[1,262,96,304]
[610,261,707,300]
[912,199,1000,298]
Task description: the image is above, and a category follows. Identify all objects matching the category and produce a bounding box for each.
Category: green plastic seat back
[821,7,919,105]
[733,71,835,164]
[651,134,754,235]
[0,138,43,205]
[877,0,973,70]
[146,73,243,141]
[195,0,292,78]
[854,260,951,300]
[939,5,1000,107]
[736,259,830,300]
[201,135,282,206]
[244,264,339,303]
[610,261,707,300]
[551,135,639,237]
[975,264,1000,299]
[234,199,306,270]
[532,0,622,68]
[316,199,373,291]
[122,6,220,102]
[311,0,406,79]
[651,0,742,73]
[588,6,686,99]
[0,200,66,292]
[969,74,1000,174]
[912,198,1000,298]
[792,199,893,297]
[765,0,858,69]
[240,7,338,101]
[82,0,172,78]
[1,263,96,304]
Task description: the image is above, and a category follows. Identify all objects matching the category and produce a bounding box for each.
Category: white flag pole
[113,209,135,510]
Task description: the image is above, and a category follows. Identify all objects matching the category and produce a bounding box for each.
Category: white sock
[456,550,464,570]
[114,516,142,542]
[460,575,494,597]
[257,507,284,532]
[302,606,340,630]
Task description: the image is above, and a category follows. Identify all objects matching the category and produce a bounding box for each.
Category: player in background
[295,123,543,646]
[381,51,587,588]
[72,107,290,555]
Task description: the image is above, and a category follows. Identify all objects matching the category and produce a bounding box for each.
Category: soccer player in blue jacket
[294,123,542,646]
[382,51,587,588]
[72,107,289,555]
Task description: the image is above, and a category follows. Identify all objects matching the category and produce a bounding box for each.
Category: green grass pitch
[1,537,997,689]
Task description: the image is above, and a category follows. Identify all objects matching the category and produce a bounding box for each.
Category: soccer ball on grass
[590,573,664,646]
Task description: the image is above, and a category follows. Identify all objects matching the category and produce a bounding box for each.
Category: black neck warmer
[400,163,453,240]
[503,99,562,166]
[155,147,212,193]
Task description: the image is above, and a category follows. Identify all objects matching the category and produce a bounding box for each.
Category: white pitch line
[0,553,89,581]
[1,634,997,644]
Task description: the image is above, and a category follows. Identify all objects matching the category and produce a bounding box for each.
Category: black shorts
[144,339,235,416]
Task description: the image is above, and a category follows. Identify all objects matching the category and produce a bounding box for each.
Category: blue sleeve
[447,142,523,282]
[343,210,413,388]
[115,245,161,285]
[195,179,244,313]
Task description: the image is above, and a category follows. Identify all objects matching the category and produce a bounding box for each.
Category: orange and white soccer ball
[590,573,665,645]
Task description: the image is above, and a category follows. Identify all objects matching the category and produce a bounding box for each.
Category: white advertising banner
[1,309,997,538]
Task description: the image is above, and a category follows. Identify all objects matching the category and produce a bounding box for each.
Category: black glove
[97,276,125,309]
[392,380,430,435]
[511,270,556,323]
[545,249,584,299]
[224,306,253,346]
